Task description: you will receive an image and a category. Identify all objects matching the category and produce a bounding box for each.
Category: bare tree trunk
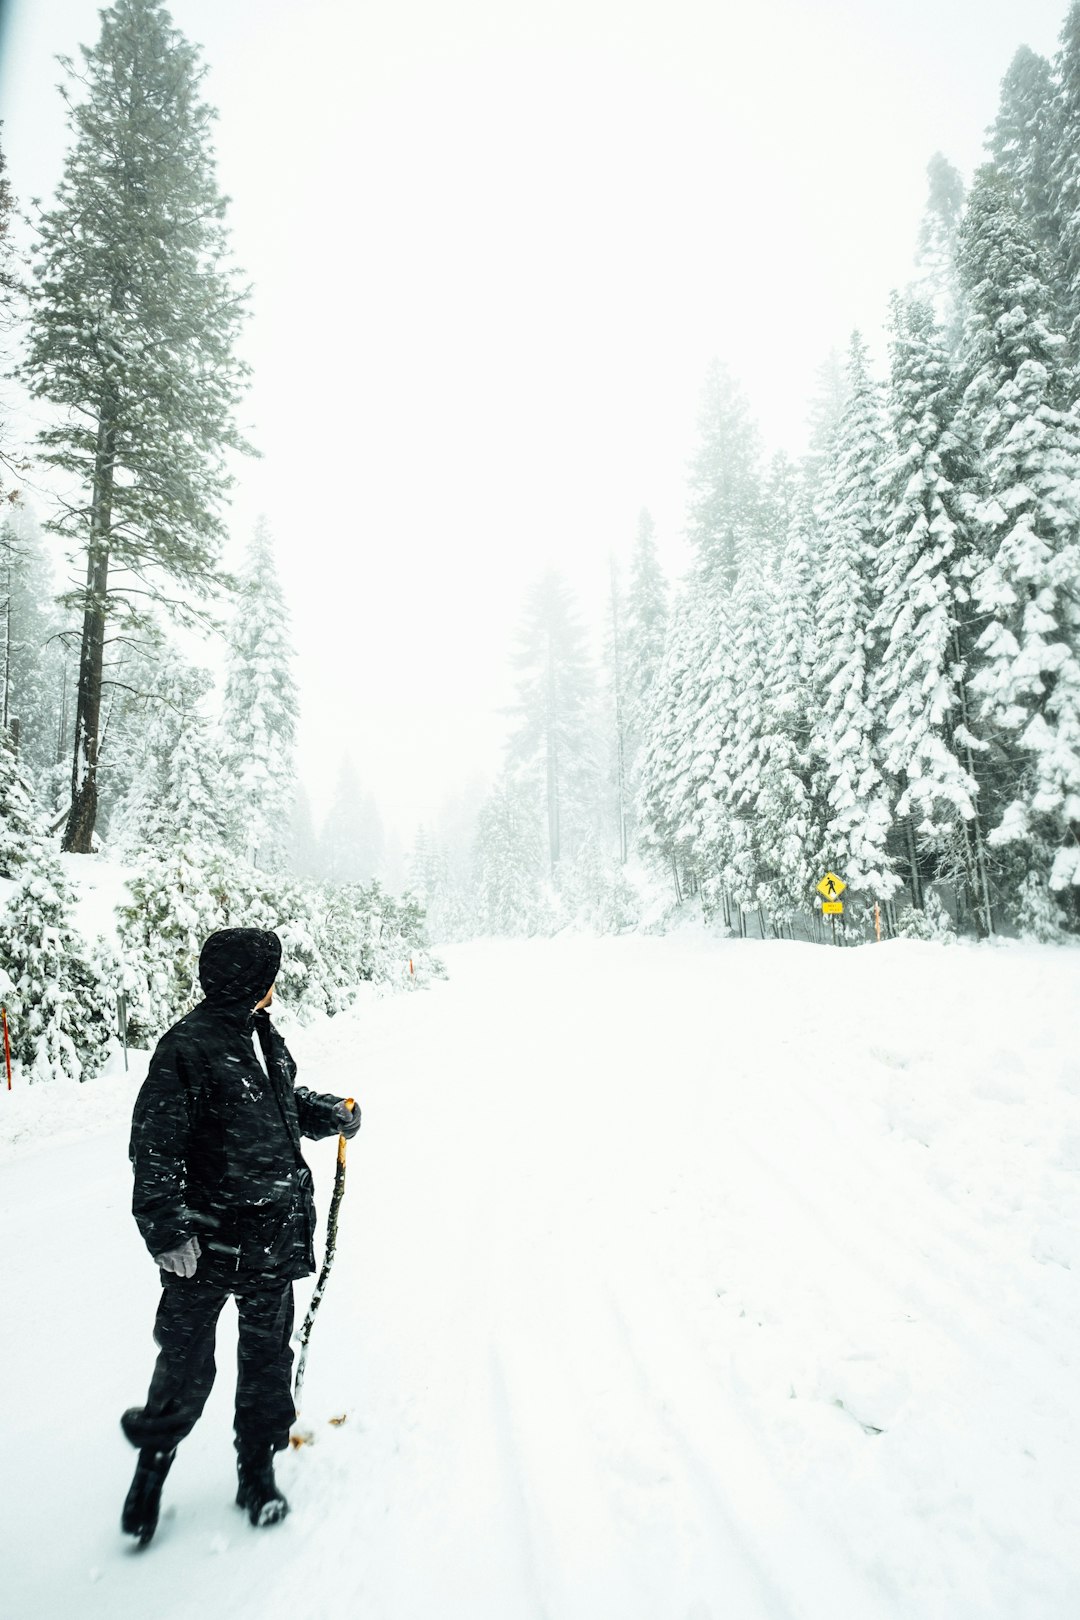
[63,408,115,853]
[905,817,924,910]
[952,630,993,938]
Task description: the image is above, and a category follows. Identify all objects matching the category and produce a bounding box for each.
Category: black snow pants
[124,1272,296,1455]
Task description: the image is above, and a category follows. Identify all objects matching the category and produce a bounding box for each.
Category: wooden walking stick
[293,1098,356,1417]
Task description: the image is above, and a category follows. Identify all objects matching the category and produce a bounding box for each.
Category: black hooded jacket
[129,928,348,1281]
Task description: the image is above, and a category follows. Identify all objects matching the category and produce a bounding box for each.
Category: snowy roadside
[4,928,1080,1620]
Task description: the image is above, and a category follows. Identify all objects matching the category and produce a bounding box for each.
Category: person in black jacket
[120,927,360,1545]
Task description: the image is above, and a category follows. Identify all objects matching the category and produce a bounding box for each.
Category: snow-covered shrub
[117,841,232,1043]
[117,844,442,1037]
[566,838,640,934]
[1017,870,1068,944]
[895,890,956,943]
[0,856,115,1082]
[321,881,443,1008]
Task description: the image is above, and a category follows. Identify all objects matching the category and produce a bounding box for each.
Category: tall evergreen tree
[288,783,321,879]
[507,570,597,875]
[803,349,848,503]
[638,589,722,902]
[1,505,67,784]
[622,508,668,849]
[990,47,1060,261]
[318,757,384,885]
[605,558,631,863]
[958,168,1080,924]
[0,129,20,504]
[472,771,546,935]
[912,153,966,348]
[623,511,668,745]
[721,512,776,914]
[872,297,989,925]
[111,659,232,855]
[220,521,299,870]
[1049,2,1080,339]
[752,496,824,921]
[686,361,762,589]
[22,0,251,851]
[813,334,896,900]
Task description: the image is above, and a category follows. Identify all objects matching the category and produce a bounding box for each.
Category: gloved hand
[155,1236,201,1278]
[333,1099,361,1139]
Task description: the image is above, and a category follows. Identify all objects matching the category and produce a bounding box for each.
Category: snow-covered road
[2,934,1078,1619]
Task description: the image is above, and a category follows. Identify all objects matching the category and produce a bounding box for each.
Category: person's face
[254,983,275,1011]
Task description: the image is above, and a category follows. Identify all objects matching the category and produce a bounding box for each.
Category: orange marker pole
[2,1006,11,1089]
[874,903,881,942]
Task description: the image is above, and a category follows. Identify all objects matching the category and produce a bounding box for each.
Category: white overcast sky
[0,0,1070,836]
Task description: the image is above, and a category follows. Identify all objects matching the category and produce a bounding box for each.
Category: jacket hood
[198,928,282,1010]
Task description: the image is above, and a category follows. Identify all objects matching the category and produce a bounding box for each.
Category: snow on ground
[2,931,1079,1620]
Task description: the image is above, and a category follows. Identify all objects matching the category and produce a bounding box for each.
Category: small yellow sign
[822,901,844,916]
[817,872,847,899]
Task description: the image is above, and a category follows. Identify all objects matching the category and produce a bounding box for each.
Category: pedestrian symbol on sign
[816,871,847,900]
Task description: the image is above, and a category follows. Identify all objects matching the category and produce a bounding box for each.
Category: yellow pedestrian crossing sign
[817,872,847,900]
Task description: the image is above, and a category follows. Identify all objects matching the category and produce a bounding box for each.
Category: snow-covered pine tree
[719,509,775,920]
[472,771,546,935]
[318,757,384,885]
[871,296,990,928]
[803,349,848,507]
[622,510,668,835]
[813,334,897,904]
[686,361,762,590]
[0,854,115,1081]
[912,153,966,350]
[110,659,232,855]
[606,559,631,864]
[660,361,766,920]
[22,0,251,853]
[0,505,67,786]
[1050,1,1080,339]
[0,725,44,876]
[118,842,232,1041]
[990,47,1061,262]
[220,521,299,870]
[508,570,598,878]
[637,589,721,905]
[406,825,467,943]
[0,130,18,505]
[288,784,321,878]
[751,494,825,926]
[624,510,669,730]
[957,167,1080,927]
[432,782,486,941]
[761,452,799,573]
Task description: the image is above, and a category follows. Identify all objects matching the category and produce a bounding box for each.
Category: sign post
[817,872,847,945]
[116,992,129,1073]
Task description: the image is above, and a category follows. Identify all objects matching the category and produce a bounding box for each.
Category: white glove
[155,1236,201,1278]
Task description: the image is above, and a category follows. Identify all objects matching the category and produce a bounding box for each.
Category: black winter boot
[236,1446,289,1527]
[121,1447,176,1545]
